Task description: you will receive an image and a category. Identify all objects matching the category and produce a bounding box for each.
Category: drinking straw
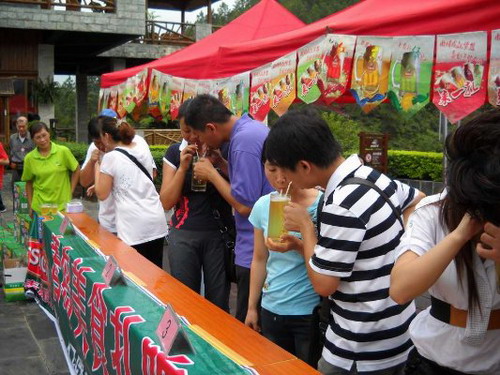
[285,181,292,197]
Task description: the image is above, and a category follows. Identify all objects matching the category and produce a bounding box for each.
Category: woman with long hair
[94,117,167,267]
[390,110,500,375]
[22,122,80,215]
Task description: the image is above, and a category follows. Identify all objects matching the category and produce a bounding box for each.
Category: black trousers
[405,348,470,375]
[133,236,164,268]
[235,265,251,322]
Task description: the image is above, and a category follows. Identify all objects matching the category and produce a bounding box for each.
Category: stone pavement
[0,172,70,375]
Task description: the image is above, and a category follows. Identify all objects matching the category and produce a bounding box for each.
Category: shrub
[388,150,443,182]
[57,141,89,165]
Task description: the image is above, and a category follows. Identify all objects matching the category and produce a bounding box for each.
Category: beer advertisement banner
[388,36,435,115]
[270,52,296,116]
[229,72,250,116]
[169,76,185,120]
[108,88,118,113]
[432,31,487,123]
[351,36,393,113]
[319,34,356,105]
[158,73,171,118]
[28,215,254,375]
[297,35,325,104]
[148,69,163,118]
[250,63,272,121]
[213,76,233,111]
[122,79,138,114]
[134,69,149,107]
[115,84,127,118]
[182,79,198,103]
[97,89,109,114]
[488,30,500,107]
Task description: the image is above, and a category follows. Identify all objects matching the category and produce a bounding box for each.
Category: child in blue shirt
[246,159,321,364]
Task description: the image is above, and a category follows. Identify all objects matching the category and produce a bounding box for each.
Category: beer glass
[40,204,51,216]
[49,203,58,215]
[268,192,290,242]
[191,155,207,192]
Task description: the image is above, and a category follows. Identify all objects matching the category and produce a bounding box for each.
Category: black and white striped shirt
[311,155,418,372]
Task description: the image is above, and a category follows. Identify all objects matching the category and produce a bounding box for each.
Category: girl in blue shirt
[246,158,321,364]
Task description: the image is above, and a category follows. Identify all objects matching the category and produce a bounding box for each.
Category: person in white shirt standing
[80,109,156,234]
[94,116,167,267]
[390,110,500,375]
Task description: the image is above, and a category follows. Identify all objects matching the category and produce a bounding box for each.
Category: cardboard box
[2,264,27,302]
[13,181,28,214]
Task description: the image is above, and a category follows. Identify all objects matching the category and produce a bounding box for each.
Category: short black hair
[29,121,50,138]
[88,117,102,139]
[177,98,192,122]
[264,107,341,170]
[183,94,233,131]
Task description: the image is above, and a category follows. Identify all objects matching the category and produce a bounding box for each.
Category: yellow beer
[40,204,51,216]
[268,192,290,242]
[50,204,58,215]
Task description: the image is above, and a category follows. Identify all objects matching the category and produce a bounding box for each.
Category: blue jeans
[260,307,314,365]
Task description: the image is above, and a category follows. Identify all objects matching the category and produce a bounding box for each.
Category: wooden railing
[143,129,182,145]
[0,0,115,12]
[134,20,221,45]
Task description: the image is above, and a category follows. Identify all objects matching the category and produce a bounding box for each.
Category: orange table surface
[68,213,319,374]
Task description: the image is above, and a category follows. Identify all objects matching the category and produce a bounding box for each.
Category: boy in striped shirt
[264,108,424,374]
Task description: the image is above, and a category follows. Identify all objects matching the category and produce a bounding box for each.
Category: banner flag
[297,35,325,104]
[196,80,213,96]
[169,76,185,120]
[270,52,296,116]
[250,63,272,121]
[183,79,198,103]
[319,34,356,105]
[116,83,127,118]
[134,69,148,108]
[433,31,487,123]
[158,73,171,118]
[229,72,250,116]
[388,36,435,115]
[351,36,393,113]
[148,69,163,118]
[488,30,500,107]
[97,89,109,114]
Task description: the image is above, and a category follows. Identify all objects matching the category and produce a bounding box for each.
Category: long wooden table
[68,213,319,375]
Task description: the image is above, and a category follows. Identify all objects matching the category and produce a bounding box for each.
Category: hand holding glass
[268,192,291,242]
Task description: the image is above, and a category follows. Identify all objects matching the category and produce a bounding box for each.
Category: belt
[430,296,500,330]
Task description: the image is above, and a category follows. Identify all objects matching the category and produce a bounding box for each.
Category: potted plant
[33,77,59,104]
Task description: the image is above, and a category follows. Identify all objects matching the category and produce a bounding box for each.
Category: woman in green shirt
[22,122,80,215]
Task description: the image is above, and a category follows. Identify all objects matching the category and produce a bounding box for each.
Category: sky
[154,0,238,23]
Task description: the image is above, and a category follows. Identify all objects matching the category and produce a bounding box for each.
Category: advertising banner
[270,52,296,116]
[433,31,487,123]
[249,63,272,121]
[388,36,435,115]
[488,30,500,107]
[350,36,393,113]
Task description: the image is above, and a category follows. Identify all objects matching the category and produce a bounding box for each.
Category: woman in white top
[94,117,167,267]
[390,110,500,375]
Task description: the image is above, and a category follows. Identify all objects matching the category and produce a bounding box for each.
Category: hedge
[59,142,445,183]
[388,150,443,182]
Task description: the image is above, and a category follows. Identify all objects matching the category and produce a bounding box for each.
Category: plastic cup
[40,204,51,216]
[268,192,290,242]
[49,204,58,215]
[191,155,207,192]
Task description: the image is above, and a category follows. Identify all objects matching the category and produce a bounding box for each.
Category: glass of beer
[40,204,51,216]
[49,203,58,215]
[268,192,291,242]
[191,155,207,192]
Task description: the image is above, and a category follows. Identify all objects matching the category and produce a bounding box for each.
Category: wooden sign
[359,132,389,173]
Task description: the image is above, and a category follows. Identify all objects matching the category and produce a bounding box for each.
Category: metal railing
[0,0,115,13]
[134,20,221,46]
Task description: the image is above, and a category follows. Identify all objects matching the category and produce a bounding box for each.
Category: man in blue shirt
[185,94,273,321]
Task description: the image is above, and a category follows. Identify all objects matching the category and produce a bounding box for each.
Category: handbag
[209,201,237,283]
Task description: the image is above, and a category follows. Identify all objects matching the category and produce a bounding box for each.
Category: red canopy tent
[100,0,304,88]
[213,0,500,77]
